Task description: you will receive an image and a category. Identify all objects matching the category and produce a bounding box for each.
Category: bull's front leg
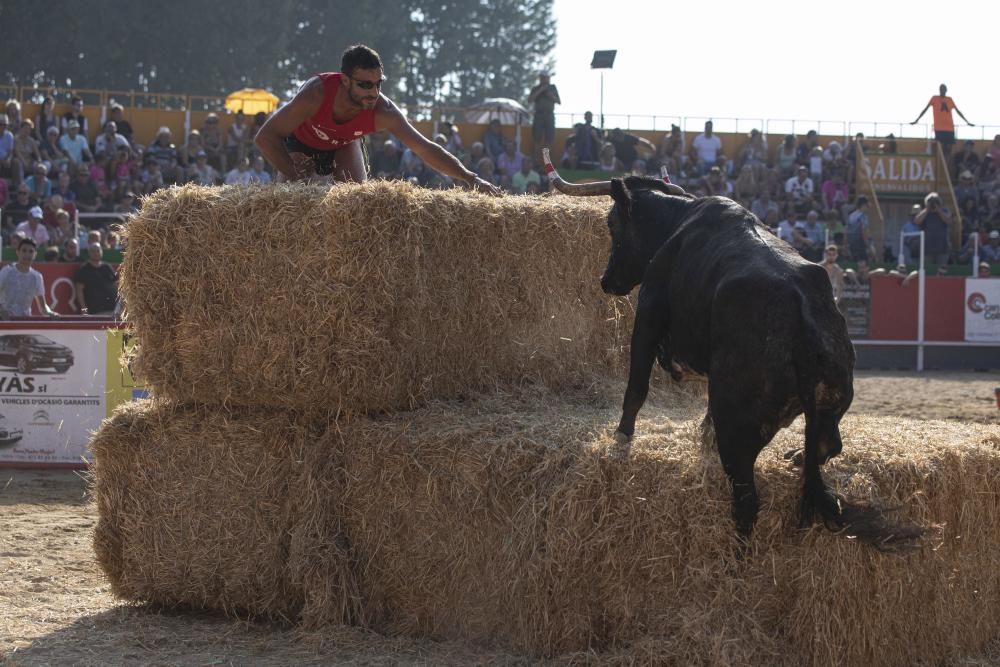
[616,306,667,441]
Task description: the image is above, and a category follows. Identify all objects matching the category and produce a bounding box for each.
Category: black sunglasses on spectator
[351,76,385,90]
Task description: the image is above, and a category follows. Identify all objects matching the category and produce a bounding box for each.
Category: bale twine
[119,182,624,413]
[90,390,1000,666]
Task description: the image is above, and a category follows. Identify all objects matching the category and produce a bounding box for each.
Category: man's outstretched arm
[911,102,931,125]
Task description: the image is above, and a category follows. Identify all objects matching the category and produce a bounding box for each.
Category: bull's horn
[542,148,612,196]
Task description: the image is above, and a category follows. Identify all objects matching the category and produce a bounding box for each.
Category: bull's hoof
[613,430,632,445]
[608,431,633,461]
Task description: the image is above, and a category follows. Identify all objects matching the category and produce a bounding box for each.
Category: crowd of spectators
[0,95,275,256]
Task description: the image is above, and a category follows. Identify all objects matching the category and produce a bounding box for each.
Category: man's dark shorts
[532,113,556,145]
[934,130,956,147]
[283,135,339,175]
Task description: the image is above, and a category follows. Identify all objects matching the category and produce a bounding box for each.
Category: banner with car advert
[0,329,106,466]
[965,278,1000,342]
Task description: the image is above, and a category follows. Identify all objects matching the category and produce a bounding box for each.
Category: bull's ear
[610,178,631,210]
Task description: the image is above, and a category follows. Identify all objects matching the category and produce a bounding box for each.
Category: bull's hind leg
[710,400,774,541]
[699,410,716,456]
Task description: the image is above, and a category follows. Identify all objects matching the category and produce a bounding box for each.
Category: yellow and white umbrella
[224,88,280,115]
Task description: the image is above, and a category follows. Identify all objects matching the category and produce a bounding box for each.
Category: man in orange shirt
[911,84,974,159]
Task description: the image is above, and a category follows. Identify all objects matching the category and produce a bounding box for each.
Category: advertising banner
[839,284,871,338]
[965,278,1000,342]
[0,329,106,466]
[860,154,937,194]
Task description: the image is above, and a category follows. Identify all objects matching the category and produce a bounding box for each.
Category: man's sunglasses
[351,76,385,90]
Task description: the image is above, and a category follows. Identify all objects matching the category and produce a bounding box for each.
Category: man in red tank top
[256,44,499,194]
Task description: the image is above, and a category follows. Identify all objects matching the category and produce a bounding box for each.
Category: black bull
[544,161,921,547]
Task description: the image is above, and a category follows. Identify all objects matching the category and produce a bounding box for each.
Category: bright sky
[550,0,999,140]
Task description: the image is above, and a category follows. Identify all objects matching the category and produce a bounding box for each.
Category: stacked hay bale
[92,182,1000,666]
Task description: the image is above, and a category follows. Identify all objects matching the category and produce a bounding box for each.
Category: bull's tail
[792,290,924,550]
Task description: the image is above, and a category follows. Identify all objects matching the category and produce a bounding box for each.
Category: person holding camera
[914,192,952,266]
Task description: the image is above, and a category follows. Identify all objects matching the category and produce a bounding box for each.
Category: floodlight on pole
[590,50,617,130]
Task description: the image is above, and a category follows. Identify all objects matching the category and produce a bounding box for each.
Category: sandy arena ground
[2,370,999,666]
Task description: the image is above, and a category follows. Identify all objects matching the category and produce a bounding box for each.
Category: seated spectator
[474,157,500,187]
[877,133,897,154]
[146,127,180,183]
[955,169,979,209]
[462,141,485,173]
[820,171,849,214]
[953,140,980,179]
[981,230,1000,263]
[959,228,989,264]
[750,189,779,222]
[977,154,998,190]
[796,210,826,261]
[701,165,732,197]
[737,128,768,175]
[224,157,253,185]
[822,140,843,165]
[4,185,35,229]
[808,145,824,185]
[89,153,112,200]
[979,261,993,278]
[796,130,819,165]
[51,211,76,249]
[785,165,816,213]
[74,243,118,316]
[0,174,6,208]
[776,206,799,246]
[42,246,59,262]
[0,237,58,319]
[442,123,463,157]
[187,150,219,186]
[108,145,134,199]
[60,96,88,136]
[200,113,226,171]
[370,140,401,179]
[15,206,51,246]
[247,157,271,184]
[825,209,845,248]
[495,139,526,183]
[114,191,139,215]
[511,157,541,194]
[58,120,93,169]
[52,171,76,204]
[108,103,134,146]
[0,115,22,186]
[733,164,758,200]
[845,132,865,165]
[71,169,103,214]
[598,142,623,173]
[42,194,74,229]
[95,121,130,158]
[23,162,52,201]
[248,112,268,160]
[482,119,505,163]
[4,99,22,130]
[39,126,69,173]
[35,96,58,140]
[776,135,797,178]
[13,119,42,176]
[104,230,121,250]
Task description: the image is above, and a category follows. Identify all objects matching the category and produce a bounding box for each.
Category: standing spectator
[482,118,505,164]
[224,157,253,185]
[58,120,93,169]
[0,115,22,186]
[74,243,118,316]
[60,96,89,137]
[34,96,58,140]
[914,192,952,265]
[370,140,401,179]
[108,103,134,146]
[227,110,250,167]
[527,71,560,163]
[201,113,226,172]
[12,119,42,176]
[59,237,81,263]
[900,204,922,266]
[796,130,819,166]
[247,157,272,184]
[39,126,69,173]
[845,132,865,166]
[0,238,58,319]
[911,83,974,160]
[690,120,722,175]
[846,196,870,262]
[573,111,604,169]
[511,157,541,194]
[94,121,129,158]
[819,245,845,302]
[15,206,51,246]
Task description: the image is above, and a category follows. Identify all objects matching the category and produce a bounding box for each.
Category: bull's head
[542,149,688,296]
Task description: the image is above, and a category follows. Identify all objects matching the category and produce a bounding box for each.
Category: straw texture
[119,182,623,413]
[91,391,1000,666]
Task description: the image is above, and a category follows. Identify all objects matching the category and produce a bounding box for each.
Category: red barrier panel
[869,276,965,341]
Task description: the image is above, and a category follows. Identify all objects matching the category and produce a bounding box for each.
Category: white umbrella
[463,98,531,126]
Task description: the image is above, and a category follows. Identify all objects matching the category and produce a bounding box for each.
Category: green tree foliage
[0,0,554,109]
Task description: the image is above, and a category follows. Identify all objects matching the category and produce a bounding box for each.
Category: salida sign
[861,154,937,193]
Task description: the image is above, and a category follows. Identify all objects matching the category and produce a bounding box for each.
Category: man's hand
[470,176,501,196]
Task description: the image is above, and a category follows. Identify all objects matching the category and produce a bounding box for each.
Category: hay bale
[120,182,623,413]
[91,390,1000,665]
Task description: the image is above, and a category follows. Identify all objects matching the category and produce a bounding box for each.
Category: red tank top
[292,73,377,150]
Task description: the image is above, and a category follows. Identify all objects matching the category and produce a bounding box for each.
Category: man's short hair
[18,237,37,249]
[856,195,868,206]
[341,44,383,76]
